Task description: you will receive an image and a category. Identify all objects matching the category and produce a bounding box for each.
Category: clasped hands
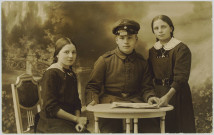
[75,117,88,132]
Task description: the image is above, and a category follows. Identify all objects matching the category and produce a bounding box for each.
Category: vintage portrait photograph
[1,0,212,134]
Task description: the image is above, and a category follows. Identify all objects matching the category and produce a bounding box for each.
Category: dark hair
[52,37,76,64]
[151,15,174,41]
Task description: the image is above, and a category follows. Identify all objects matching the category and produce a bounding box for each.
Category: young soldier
[86,19,160,133]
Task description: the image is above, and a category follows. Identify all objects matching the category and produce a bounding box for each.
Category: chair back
[11,73,42,133]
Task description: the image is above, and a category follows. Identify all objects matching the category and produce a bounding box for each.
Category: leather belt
[106,91,133,98]
[154,78,173,86]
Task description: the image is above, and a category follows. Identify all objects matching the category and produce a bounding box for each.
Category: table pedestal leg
[95,117,99,133]
[160,116,165,133]
[134,118,138,133]
[126,118,131,133]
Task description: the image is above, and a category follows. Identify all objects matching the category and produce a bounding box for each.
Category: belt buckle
[121,93,129,98]
[162,79,165,86]
[162,78,170,86]
[166,79,170,86]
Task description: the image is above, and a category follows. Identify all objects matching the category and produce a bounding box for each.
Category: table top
[87,104,174,114]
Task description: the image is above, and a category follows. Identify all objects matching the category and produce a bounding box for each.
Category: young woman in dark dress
[37,37,89,133]
[148,15,196,133]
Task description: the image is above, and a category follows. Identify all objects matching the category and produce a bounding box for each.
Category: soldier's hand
[88,100,97,106]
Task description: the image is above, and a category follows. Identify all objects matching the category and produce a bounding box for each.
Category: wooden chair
[11,73,42,133]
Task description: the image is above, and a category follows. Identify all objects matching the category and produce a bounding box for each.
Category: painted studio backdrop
[1,1,212,133]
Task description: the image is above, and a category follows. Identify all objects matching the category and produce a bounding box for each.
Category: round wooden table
[87,104,174,133]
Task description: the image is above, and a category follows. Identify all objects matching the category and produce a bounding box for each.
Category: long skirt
[37,112,90,133]
[155,83,196,133]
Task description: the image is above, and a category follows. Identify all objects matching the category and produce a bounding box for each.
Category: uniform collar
[154,37,181,50]
[114,47,137,62]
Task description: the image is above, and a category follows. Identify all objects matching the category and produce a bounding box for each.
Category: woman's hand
[158,95,170,107]
[158,87,176,107]
[148,96,160,105]
[76,117,87,125]
[75,123,85,132]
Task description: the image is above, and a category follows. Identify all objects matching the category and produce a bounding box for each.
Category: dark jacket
[86,47,155,105]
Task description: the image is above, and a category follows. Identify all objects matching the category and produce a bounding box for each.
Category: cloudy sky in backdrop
[1,1,212,89]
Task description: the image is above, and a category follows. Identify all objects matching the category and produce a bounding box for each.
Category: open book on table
[111,102,159,109]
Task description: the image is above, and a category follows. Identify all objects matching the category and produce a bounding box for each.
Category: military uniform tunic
[86,47,155,104]
[86,47,158,133]
[148,38,196,133]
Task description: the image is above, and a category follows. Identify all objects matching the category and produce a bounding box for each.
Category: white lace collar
[47,63,65,73]
[154,37,181,50]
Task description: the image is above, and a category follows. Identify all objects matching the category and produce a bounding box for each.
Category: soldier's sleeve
[141,61,156,102]
[85,56,106,105]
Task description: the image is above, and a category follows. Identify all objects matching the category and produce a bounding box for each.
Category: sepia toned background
[1,1,212,133]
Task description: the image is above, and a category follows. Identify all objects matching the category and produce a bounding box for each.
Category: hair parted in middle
[52,37,76,64]
[151,15,175,41]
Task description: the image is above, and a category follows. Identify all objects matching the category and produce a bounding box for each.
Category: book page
[111,102,159,109]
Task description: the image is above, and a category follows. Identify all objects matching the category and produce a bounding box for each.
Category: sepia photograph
[1,0,212,133]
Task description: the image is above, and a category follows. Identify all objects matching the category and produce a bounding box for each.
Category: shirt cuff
[143,91,156,102]
[146,95,156,102]
[46,105,61,118]
[86,91,99,105]
[171,82,179,91]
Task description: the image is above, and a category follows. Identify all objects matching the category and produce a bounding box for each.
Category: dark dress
[37,65,88,133]
[148,40,196,133]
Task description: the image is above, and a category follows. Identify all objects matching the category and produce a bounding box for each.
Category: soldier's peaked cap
[112,19,140,35]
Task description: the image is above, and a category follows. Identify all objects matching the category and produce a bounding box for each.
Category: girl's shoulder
[45,68,62,75]
[149,46,156,51]
[43,64,65,79]
[174,42,191,52]
[149,46,157,54]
